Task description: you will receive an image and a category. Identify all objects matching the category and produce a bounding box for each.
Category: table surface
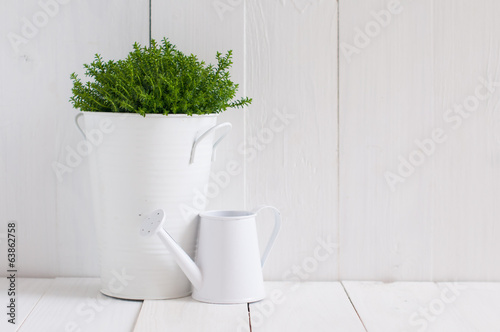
[1,278,499,331]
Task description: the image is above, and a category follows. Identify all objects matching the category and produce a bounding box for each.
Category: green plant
[70,38,251,116]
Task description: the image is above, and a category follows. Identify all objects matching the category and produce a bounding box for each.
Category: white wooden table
[1,279,499,331]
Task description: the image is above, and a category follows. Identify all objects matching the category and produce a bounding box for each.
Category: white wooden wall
[245,0,338,281]
[339,0,500,281]
[0,0,499,281]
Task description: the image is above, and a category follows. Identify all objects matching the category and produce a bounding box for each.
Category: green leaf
[69,38,251,115]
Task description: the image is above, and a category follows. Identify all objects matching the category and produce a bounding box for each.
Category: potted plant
[70,38,251,300]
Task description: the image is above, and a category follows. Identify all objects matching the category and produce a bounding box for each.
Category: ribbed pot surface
[84,112,218,299]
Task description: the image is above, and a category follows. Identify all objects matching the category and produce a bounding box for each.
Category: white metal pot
[75,112,231,300]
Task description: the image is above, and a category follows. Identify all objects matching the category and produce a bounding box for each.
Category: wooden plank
[134,297,249,332]
[249,282,365,332]
[339,0,436,281]
[0,0,149,277]
[245,0,338,280]
[152,0,247,214]
[53,0,149,277]
[344,281,500,332]
[343,281,441,332]
[0,0,59,274]
[433,282,500,331]
[0,278,53,332]
[19,278,142,332]
[340,0,500,281]
[430,0,500,280]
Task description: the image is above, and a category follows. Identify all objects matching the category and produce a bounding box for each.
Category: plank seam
[243,0,248,210]
[336,0,341,281]
[16,278,56,332]
[247,303,253,332]
[149,0,152,47]
[132,300,147,332]
[340,281,368,332]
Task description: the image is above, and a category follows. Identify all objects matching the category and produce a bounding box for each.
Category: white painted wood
[250,282,365,332]
[53,0,149,278]
[19,278,142,332]
[343,281,500,332]
[430,0,500,280]
[152,0,247,214]
[1,0,500,283]
[0,278,53,332]
[339,0,435,281]
[343,281,441,331]
[134,297,249,332]
[339,0,500,281]
[245,0,338,280]
[0,0,149,277]
[433,282,500,331]
[1,279,498,331]
[0,0,58,276]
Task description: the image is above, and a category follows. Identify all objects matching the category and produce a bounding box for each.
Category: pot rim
[199,210,256,220]
[79,111,219,118]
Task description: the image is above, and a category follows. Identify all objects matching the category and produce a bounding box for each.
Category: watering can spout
[140,209,202,290]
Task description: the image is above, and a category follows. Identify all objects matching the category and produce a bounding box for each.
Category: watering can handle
[252,205,281,267]
[75,113,86,138]
[190,122,232,164]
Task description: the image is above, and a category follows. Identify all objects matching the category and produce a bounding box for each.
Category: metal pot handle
[190,122,232,164]
[251,205,282,267]
[74,113,86,138]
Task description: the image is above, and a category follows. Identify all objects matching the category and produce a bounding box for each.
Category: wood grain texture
[249,282,365,332]
[0,278,53,332]
[339,0,500,281]
[152,0,247,213]
[339,0,435,281]
[53,0,149,277]
[0,0,149,277]
[245,0,338,280]
[343,281,500,332]
[134,297,249,332]
[3,280,499,331]
[1,0,500,283]
[343,281,440,331]
[430,0,500,280]
[433,282,500,331]
[19,278,142,332]
[0,0,58,276]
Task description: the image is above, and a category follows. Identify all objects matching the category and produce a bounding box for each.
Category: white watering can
[140,206,281,304]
